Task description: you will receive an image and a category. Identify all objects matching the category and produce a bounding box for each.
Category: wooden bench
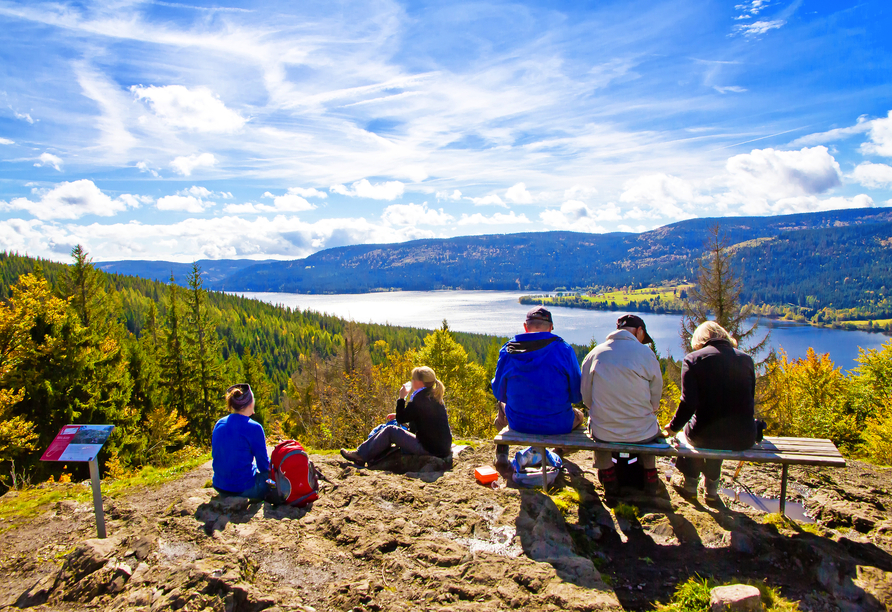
[494,426,846,516]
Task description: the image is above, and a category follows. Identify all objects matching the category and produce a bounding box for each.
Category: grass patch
[0,453,210,526]
[549,488,581,516]
[303,447,343,455]
[762,512,826,536]
[613,502,640,521]
[655,576,801,612]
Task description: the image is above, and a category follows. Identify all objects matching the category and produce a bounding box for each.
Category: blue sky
[0,0,890,262]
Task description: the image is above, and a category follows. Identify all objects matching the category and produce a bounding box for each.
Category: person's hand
[660,426,677,438]
[398,385,409,400]
[386,413,396,421]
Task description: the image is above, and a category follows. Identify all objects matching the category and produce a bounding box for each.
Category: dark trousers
[356,425,429,462]
[676,456,723,481]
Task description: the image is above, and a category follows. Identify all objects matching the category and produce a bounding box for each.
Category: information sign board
[41,425,114,462]
[40,424,114,538]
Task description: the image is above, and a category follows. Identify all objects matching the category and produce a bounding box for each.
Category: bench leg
[540,445,549,492]
[779,464,788,517]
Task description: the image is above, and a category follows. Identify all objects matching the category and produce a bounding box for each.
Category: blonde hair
[691,321,738,351]
[413,366,445,402]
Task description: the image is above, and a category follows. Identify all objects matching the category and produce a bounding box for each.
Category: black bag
[612,452,644,489]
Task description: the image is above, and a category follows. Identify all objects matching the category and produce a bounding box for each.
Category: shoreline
[518,294,892,337]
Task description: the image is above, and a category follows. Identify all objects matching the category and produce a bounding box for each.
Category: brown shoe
[599,466,620,497]
[340,449,365,466]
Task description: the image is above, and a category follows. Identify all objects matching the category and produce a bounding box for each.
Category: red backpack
[269,440,319,507]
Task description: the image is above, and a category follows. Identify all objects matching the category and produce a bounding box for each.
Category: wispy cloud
[34,152,62,171]
[170,153,216,176]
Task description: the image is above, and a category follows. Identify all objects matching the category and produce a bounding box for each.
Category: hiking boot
[643,468,660,496]
[680,474,699,499]
[598,466,620,497]
[704,477,720,502]
[339,449,365,466]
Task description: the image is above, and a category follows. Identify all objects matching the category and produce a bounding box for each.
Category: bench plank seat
[494,426,845,515]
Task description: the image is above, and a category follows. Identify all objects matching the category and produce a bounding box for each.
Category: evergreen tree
[160,274,190,421]
[184,264,223,441]
[680,226,769,359]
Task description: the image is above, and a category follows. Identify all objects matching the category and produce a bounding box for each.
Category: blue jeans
[215,471,269,501]
[356,425,429,462]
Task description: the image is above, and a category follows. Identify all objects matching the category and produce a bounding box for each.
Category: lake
[237,290,890,371]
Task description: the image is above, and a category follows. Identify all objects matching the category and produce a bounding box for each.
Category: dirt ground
[0,443,890,611]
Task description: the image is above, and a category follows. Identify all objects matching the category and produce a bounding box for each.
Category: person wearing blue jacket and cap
[491,306,583,466]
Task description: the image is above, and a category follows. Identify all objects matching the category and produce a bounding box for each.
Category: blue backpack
[511,446,563,487]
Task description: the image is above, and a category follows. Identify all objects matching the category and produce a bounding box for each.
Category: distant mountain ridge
[95,258,275,284]
[207,208,892,293]
[97,208,892,314]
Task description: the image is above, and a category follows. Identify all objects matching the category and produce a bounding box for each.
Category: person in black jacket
[662,321,756,502]
[340,366,452,466]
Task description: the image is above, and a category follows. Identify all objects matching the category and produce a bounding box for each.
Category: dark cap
[525,306,553,325]
[616,314,653,344]
[226,383,254,410]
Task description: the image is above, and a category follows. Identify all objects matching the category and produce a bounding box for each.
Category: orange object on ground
[475,465,499,484]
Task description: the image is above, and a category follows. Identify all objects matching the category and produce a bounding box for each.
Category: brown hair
[225,383,254,412]
[412,366,445,402]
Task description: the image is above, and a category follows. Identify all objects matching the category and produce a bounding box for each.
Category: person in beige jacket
[581,314,663,496]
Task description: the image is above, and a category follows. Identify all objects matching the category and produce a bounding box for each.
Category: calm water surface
[237,290,889,371]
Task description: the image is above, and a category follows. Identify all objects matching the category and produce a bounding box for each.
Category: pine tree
[184,264,223,442]
[680,226,769,359]
[160,274,190,421]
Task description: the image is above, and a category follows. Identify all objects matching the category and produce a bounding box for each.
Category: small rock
[126,535,156,560]
[730,531,756,555]
[709,584,763,611]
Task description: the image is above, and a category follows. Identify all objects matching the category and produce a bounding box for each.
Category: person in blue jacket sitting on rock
[491,306,584,466]
[211,383,270,501]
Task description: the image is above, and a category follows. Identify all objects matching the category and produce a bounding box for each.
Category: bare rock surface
[709,584,762,611]
[0,446,890,611]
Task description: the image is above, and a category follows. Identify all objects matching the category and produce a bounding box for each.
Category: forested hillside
[0,250,506,487]
[196,209,892,316]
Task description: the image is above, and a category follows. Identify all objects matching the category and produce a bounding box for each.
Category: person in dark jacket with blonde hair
[340,366,452,466]
[662,321,756,502]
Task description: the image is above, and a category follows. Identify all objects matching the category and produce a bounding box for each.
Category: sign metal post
[41,424,114,539]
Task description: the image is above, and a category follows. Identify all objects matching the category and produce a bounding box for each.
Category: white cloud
[539,200,620,233]
[273,193,316,212]
[382,202,453,226]
[620,174,696,219]
[563,185,597,200]
[0,215,441,262]
[618,224,649,233]
[330,179,405,200]
[436,190,463,201]
[222,203,273,214]
[456,211,530,225]
[14,111,34,124]
[852,162,892,189]
[177,186,233,199]
[0,179,138,220]
[0,137,14,145]
[397,165,428,182]
[156,194,208,213]
[788,116,871,148]
[284,187,327,199]
[467,194,507,208]
[756,194,875,216]
[713,86,747,94]
[725,146,841,200]
[136,161,159,177]
[861,111,892,157]
[34,152,62,171]
[131,85,246,133]
[170,153,217,177]
[734,20,785,36]
[505,182,534,204]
